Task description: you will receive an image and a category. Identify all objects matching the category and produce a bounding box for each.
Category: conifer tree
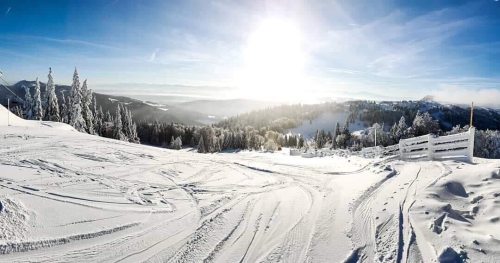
[174,136,182,150]
[59,91,68,123]
[68,68,86,131]
[113,104,126,141]
[124,107,139,143]
[23,85,33,119]
[44,68,60,122]
[33,78,43,121]
[105,110,112,123]
[92,95,101,135]
[81,80,94,134]
[169,136,175,149]
[198,135,206,153]
[96,106,105,136]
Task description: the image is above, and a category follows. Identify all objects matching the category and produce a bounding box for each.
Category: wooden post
[468,127,475,163]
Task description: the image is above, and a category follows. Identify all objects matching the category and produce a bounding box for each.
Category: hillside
[217,100,500,139]
[0,81,205,125]
[1,104,499,262]
[176,99,281,123]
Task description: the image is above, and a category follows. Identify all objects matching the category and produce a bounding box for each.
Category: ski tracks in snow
[350,161,453,263]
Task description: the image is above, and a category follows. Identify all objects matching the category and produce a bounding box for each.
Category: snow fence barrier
[398,127,474,162]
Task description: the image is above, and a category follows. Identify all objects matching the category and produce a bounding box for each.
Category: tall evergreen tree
[23,85,33,119]
[197,135,206,153]
[125,108,139,143]
[81,79,94,134]
[59,91,68,123]
[44,68,60,122]
[121,105,131,138]
[92,95,101,135]
[173,136,182,150]
[105,110,113,123]
[113,104,126,141]
[68,68,86,131]
[96,106,105,136]
[33,78,43,121]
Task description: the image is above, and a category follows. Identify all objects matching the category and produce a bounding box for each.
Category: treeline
[313,110,441,150]
[136,122,304,152]
[14,68,139,143]
[216,103,344,133]
[313,110,500,158]
[349,100,500,131]
[446,125,500,159]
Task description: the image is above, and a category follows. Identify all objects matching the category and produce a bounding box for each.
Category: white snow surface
[0,105,75,131]
[1,106,499,262]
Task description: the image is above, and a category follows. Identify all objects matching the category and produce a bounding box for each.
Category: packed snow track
[0,121,499,262]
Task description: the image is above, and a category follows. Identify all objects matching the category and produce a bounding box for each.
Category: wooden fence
[398,127,474,162]
[290,128,475,162]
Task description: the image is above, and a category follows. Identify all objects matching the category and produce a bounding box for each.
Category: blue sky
[1,0,500,105]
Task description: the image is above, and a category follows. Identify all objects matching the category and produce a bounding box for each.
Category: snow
[0,105,499,262]
[143,101,168,111]
[0,105,75,131]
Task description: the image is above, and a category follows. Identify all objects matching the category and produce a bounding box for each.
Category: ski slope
[0,109,499,262]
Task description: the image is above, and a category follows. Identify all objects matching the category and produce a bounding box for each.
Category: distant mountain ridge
[175,99,281,121]
[216,99,500,139]
[2,81,499,131]
[0,80,205,125]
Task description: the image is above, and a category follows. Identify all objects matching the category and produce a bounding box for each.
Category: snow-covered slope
[0,105,75,131]
[0,107,499,262]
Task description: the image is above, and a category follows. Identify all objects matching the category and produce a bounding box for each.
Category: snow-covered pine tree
[390,123,398,144]
[44,68,60,122]
[174,136,182,150]
[96,106,105,136]
[169,136,175,149]
[197,135,206,153]
[105,110,112,123]
[411,111,439,137]
[396,116,407,139]
[121,105,131,139]
[130,122,139,143]
[150,121,160,145]
[33,78,43,121]
[59,91,68,123]
[23,85,33,119]
[125,108,139,143]
[68,68,87,132]
[81,80,94,134]
[113,104,126,141]
[12,106,23,117]
[91,95,100,135]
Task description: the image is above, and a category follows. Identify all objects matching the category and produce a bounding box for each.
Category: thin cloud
[5,7,11,15]
[432,86,500,108]
[149,48,159,62]
[1,35,119,50]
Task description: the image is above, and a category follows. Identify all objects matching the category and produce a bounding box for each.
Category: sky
[1,0,500,106]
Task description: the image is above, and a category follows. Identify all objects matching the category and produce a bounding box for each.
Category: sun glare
[237,18,306,101]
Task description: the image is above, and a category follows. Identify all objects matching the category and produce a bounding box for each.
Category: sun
[237,18,306,101]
